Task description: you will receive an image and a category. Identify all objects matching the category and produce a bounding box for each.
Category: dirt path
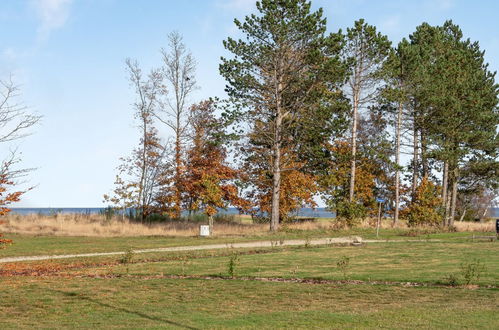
[0,236,371,263]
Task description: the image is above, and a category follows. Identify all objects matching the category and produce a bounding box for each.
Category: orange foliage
[1,160,28,248]
[184,100,249,217]
[320,141,377,213]
[401,177,443,226]
[247,153,318,222]
[0,173,24,216]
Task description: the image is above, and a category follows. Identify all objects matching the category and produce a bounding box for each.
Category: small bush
[100,206,117,222]
[401,177,443,227]
[187,213,208,222]
[336,256,351,280]
[441,259,486,286]
[120,248,134,265]
[119,248,135,274]
[228,253,240,278]
[442,274,460,286]
[213,214,237,223]
[335,201,366,227]
[461,259,486,285]
[251,215,270,224]
[145,213,172,223]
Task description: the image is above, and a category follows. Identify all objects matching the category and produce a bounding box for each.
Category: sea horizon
[9,207,499,218]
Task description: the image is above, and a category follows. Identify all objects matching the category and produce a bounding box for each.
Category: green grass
[88,241,497,286]
[1,277,497,329]
[1,230,497,329]
[1,227,494,258]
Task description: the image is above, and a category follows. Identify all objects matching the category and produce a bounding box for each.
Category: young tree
[401,176,443,226]
[342,19,391,203]
[183,100,248,232]
[105,60,167,221]
[157,31,197,219]
[220,0,348,231]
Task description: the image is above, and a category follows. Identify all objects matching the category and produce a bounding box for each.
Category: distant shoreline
[8,207,499,218]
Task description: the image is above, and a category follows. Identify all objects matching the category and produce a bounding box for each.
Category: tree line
[104,0,498,231]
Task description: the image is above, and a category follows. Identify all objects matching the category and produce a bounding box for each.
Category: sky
[1,0,499,207]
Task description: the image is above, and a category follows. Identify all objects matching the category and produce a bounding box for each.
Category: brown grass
[0,213,267,237]
[284,217,495,233]
[453,220,495,232]
[1,213,494,237]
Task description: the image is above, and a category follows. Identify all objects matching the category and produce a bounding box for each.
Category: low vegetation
[0,232,497,329]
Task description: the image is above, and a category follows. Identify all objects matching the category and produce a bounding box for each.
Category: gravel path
[0,236,370,263]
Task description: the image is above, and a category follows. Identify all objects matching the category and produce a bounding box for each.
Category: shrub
[401,177,443,227]
[251,215,270,224]
[120,247,135,265]
[335,200,367,227]
[227,253,240,278]
[100,206,117,222]
[441,258,486,286]
[336,256,350,280]
[461,259,486,285]
[213,213,237,223]
[145,213,172,223]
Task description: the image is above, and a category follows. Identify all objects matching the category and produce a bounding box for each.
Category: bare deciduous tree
[104,60,167,221]
[0,76,41,213]
[157,31,197,219]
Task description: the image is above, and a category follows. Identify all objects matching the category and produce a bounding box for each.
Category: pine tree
[220,0,348,231]
[342,19,392,203]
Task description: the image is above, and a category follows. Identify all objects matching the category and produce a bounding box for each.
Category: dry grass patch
[1,213,267,237]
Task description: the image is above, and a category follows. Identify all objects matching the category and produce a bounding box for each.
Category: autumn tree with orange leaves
[319,104,394,226]
[183,100,248,232]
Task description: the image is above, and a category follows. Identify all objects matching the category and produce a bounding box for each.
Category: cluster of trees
[105,0,498,231]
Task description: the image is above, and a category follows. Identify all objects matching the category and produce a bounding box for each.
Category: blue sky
[2,0,499,207]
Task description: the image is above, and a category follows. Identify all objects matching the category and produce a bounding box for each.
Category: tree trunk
[393,101,402,225]
[421,135,429,178]
[349,94,359,202]
[270,140,281,232]
[270,99,282,232]
[449,167,458,227]
[139,116,148,222]
[459,208,467,222]
[208,215,214,235]
[174,131,182,219]
[442,161,448,226]
[411,127,419,201]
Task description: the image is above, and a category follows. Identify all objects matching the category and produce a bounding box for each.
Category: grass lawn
[1,277,497,329]
[1,227,494,258]
[1,229,497,329]
[103,241,498,286]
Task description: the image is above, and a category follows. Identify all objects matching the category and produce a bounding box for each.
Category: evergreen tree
[220,0,348,231]
[342,19,392,203]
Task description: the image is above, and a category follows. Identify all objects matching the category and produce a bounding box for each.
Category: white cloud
[31,0,73,40]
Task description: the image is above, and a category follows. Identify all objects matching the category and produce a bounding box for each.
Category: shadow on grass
[50,289,199,329]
